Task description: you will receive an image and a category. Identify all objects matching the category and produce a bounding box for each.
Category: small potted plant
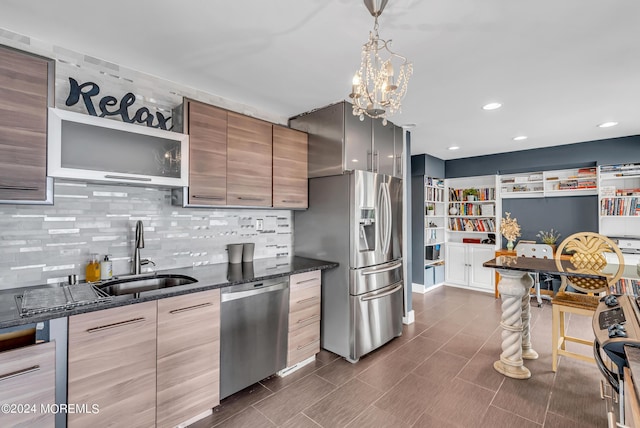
[536,228,561,252]
[426,204,435,216]
[463,188,479,201]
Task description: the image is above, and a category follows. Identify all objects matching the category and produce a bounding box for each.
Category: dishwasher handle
[221,281,288,303]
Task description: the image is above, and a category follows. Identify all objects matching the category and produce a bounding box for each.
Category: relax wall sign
[65,77,172,130]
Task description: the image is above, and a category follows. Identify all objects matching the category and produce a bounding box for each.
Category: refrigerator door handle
[361,260,403,275]
[382,182,392,255]
[360,282,403,301]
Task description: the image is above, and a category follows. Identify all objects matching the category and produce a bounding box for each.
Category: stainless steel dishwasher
[220,277,289,399]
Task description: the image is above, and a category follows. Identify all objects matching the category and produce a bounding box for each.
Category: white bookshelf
[422,177,446,291]
[598,163,640,238]
[499,167,597,198]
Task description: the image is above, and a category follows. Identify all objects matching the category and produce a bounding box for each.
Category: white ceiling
[1,0,639,159]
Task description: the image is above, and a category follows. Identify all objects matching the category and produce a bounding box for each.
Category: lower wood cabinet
[157,289,220,428]
[287,270,321,367]
[67,301,157,428]
[0,341,55,427]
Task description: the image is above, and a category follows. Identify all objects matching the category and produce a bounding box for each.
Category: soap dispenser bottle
[100,255,113,280]
[85,253,101,282]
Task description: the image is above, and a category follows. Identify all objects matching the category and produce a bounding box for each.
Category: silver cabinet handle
[362,261,402,275]
[104,175,152,182]
[295,277,319,285]
[0,185,39,191]
[192,195,224,200]
[296,295,319,304]
[169,302,213,314]
[282,199,302,203]
[296,314,320,324]
[361,283,403,302]
[238,197,264,201]
[0,365,40,382]
[86,317,146,333]
[296,340,319,351]
[221,282,288,302]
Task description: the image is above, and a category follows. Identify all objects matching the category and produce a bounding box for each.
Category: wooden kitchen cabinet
[227,112,273,207]
[0,46,52,202]
[156,289,220,428]
[287,270,321,367]
[273,125,308,209]
[187,100,227,206]
[0,341,55,427]
[67,301,157,428]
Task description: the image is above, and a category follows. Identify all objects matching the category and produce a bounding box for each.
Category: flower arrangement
[463,188,479,198]
[537,228,561,245]
[500,212,521,242]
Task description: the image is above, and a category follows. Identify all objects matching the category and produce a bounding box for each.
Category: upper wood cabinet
[227,112,273,207]
[68,301,157,428]
[157,289,221,428]
[187,101,227,206]
[273,125,308,209]
[0,46,52,202]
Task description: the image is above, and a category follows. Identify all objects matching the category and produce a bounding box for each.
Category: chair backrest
[516,243,553,259]
[554,232,625,294]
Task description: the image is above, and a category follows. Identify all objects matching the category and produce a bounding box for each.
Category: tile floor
[191,286,608,428]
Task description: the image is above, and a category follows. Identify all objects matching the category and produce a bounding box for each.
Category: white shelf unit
[598,163,640,238]
[445,175,499,243]
[444,175,499,293]
[422,177,446,291]
[499,167,597,198]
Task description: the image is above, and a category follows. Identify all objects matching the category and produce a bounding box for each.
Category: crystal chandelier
[349,0,412,125]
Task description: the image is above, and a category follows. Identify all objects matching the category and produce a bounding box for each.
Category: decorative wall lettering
[65,78,172,130]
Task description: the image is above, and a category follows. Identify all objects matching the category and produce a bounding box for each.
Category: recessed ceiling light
[482,102,502,110]
[598,121,618,128]
[513,136,528,141]
[352,159,359,162]
[448,146,460,151]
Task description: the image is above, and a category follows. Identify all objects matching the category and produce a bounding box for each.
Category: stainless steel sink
[98,274,198,296]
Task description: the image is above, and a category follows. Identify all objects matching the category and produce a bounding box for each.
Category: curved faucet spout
[133,221,146,275]
[135,220,145,249]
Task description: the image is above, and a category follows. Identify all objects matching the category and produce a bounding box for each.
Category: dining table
[483,255,638,379]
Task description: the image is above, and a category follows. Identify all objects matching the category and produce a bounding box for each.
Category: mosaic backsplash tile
[0,180,292,290]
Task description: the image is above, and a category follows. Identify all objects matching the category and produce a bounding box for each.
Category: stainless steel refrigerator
[294,170,403,362]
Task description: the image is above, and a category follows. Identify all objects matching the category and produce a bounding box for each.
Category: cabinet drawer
[290,270,321,288]
[290,281,320,314]
[0,342,55,427]
[289,302,321,331]
[287,322,320,366]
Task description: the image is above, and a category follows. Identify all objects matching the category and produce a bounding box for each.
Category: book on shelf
[600,197,640,216]
[610,278,640,296]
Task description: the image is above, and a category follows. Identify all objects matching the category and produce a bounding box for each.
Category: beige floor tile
[373,373,443,425]
[357,354,417,391]
[344,405,409,428]
[191,383,273,428]
[424,378,495,427]
[213,407,275,428]
[413,349,469,384]
[479,405,542,428]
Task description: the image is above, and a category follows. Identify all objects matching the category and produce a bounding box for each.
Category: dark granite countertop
[0,256,338,329]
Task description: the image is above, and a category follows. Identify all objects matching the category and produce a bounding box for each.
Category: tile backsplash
[0,180,292,290]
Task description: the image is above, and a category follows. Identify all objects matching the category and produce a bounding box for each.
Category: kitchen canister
[227,244,244,264]
[242,243,255,263]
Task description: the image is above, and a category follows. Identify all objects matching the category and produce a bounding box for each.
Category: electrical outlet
[255,219,264,231]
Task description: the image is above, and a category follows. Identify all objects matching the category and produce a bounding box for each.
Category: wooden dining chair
[515,242,554,307]
[551,232,625,372]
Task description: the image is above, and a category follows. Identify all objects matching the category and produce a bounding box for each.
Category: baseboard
[403,309,415,325]
[412,282,445,294]
[444,282,494,295]
[176,409,213,428]
[277,355,315,377]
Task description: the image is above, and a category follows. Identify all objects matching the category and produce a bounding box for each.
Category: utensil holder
[227,244,244,264]
[242,243,255,263]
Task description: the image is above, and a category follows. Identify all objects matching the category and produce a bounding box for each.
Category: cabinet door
[344,111,372,172]
[68,301,157,428]
[373,119,395,175]
[0,342,55,427]
[469,246,495,291]
[273,125,308,209]
[227,112,273,206]
[393,125,404,178]
[0,46,50,201]
[157,289,220,428]
[188,101,227,205]
[445,243,468,285]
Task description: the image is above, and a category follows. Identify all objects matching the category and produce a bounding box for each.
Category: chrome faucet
[133,220,155,275]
